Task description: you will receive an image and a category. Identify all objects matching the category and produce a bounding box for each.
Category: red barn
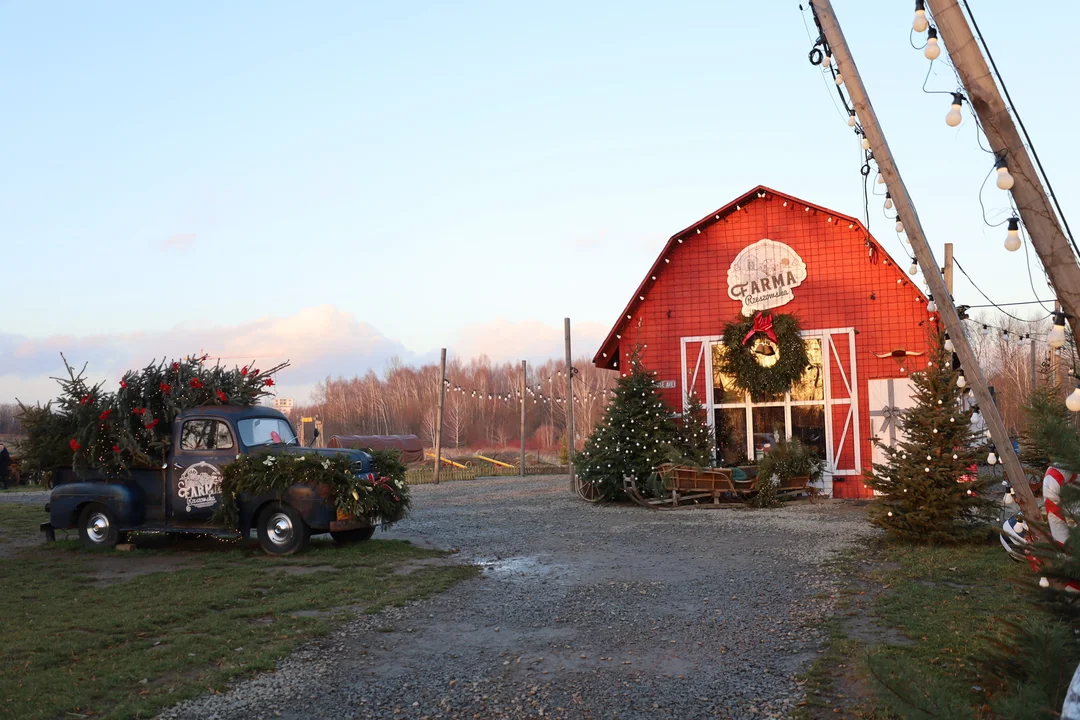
[592,185,933,499]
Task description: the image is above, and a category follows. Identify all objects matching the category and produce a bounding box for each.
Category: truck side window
[180,420,235,451]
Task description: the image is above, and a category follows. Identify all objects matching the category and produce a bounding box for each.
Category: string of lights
[953,258,1053,323]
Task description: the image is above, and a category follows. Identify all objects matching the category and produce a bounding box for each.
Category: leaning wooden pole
[520,359,527,478]
[925,0,1080,342]
[565,318,576,491]
[812,0,1042,526]
[433,348,447,485]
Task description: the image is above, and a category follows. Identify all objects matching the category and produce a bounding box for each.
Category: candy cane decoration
[1043,466,1077,545]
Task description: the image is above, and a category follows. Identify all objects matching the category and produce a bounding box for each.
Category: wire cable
[954,257,1053,322]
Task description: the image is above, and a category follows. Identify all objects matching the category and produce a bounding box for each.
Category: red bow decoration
[374,476,400,502]
[742,313,778,345]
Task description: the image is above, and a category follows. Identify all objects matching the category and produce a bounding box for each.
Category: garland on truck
[213,449,411,530]
[18,354,288,477]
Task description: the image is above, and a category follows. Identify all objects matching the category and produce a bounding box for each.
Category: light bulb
[1004,217,1021,251]
[1048,315,1067,349]
[1004,492,1014,505]
[1040,577,1050,588]
[957,373,967,388]
[908,261,918,276]
[927,295,937,312]
[847,109,856,127]
[823,53,832,68]
[1067,386,1080,412]
[877,173,885,185]
[971,410,981,424]
[835,73,844,86]
[896,220,904,233]
[861,136,871,150]
[996,158,1014,190]
[884,193,893,210]
[988,452,997,465]
[946,92,963,127]
[925,28,941,60]
[913,0,929,32]
[944,333,954,352]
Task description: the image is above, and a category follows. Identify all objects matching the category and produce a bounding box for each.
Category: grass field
[798,537,1044,718]
[0,503,477,720]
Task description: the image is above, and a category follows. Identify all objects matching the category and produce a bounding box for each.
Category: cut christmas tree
[675,392,715,468]
[865,331,993,543]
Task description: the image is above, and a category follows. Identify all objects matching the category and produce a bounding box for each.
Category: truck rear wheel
[257,502,309,555]
[331,527,376,544]
[78,503,120,550]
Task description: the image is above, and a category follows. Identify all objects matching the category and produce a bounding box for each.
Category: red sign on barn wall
[592,185,933,499]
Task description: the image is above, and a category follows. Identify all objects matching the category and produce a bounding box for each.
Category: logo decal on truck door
[177,462,223,512]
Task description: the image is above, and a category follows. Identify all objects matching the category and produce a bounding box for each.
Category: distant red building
[592,186,933,499]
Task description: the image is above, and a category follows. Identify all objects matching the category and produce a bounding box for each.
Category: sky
[1,0,1075,405]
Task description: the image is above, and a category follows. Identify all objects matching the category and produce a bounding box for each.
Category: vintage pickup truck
[40,406,377,555]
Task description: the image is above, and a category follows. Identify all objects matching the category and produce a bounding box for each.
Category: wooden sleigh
[622,464,812,510]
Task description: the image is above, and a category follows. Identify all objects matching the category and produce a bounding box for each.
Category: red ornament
[241,366,249,376]
[742,313,778,345]
[69,439,81,451]
[146,418,160,430]
[251,368,260,376]
[264,378,275,387]
[119,379,128,389]
[132,407,147,416]
[216,390,228,403]
[79,395,92,405]
[99,409,112,421]
[171,362,180,372]
[112,445,121,454]
[160,382,171,394]
[190,378,204,389]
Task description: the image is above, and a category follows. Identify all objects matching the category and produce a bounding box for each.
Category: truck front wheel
[257,502,309,556]
[78,503,119,550]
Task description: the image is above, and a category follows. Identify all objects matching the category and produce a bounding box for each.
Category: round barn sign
[726,239,808,316]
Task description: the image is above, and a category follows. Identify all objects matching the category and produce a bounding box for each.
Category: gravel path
[0,490,49,505]
[160,476,874,720]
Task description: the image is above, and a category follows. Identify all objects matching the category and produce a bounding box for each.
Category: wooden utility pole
[520,360,527,477]
[943,243,954,294]
[433,348,447,485]
[926,0,1080,341]
[565,318,576,491]
[812,0,1041,523]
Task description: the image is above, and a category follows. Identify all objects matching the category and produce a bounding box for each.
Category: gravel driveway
[161,475,873,720]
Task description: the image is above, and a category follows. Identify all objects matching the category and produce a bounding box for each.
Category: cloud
[162,233,196,251]
[0,305,412,404]
[451,318,610,364]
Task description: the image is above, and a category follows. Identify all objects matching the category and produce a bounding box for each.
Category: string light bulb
[925,27,941,60]
[1067,385,1080,412]
[835,73,844,86]
[884,193,893,210]
[913,0,929,32]
[944,332,954,352]
[896,220,904,233]
[995,155,1015,190]
[861,135,870,150]
[988,451,997,465]
[908,260,918,276]
[823,53,833,69]
[877,172,885,185]
[945,92,964,127]
[971,407,981,424]
[1048,311,1067,349]
[847,109,856,127]
[926,294,937,312]
[957,372,967,388]
[1004,217,1021,251]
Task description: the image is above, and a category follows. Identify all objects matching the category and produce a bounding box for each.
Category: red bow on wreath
[742,313,777,345]
[374,476,400,502]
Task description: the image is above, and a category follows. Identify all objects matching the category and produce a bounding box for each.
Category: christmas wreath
[719,312,810,399]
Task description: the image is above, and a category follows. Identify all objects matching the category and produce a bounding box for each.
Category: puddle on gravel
[475,556,562,577]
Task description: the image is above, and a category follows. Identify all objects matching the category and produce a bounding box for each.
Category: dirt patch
[86,554,195,588]
[392,557,459,575]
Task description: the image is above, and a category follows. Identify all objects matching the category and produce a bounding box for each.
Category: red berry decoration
[132,407,147,416]
[160,382,171,394]
[264,378,275,387]
[79,395,92,405]
[119,379,128,389]
[216,390,228,403]
[251,368,260,376]
[99,409,112,421]
[241,366,249,376]
[69,439,81,451]
[112,445,121,454]
[146,418,160,430]
[171,362,180,372]
[190,378,204,389]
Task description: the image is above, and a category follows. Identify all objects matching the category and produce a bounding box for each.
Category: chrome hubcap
[87,512,110,543]
[268,513,294,546]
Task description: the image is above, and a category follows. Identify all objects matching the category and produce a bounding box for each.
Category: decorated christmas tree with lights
[866,331,993,543]
[19,354,287,478]
[675,392,715,468]
[576,349,680,499]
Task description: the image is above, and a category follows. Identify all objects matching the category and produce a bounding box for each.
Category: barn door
[680,336,716,412]
[823,329,861,483]
[868,378,916,468]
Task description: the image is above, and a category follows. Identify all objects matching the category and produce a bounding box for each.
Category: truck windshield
[237,418,299,447]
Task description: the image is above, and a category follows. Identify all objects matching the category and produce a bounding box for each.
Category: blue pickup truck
[41,406,376,555]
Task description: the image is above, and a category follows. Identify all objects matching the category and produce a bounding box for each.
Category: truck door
[169,418,235,524]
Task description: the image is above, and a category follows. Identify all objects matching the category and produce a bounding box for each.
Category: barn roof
[591,184,924,368]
